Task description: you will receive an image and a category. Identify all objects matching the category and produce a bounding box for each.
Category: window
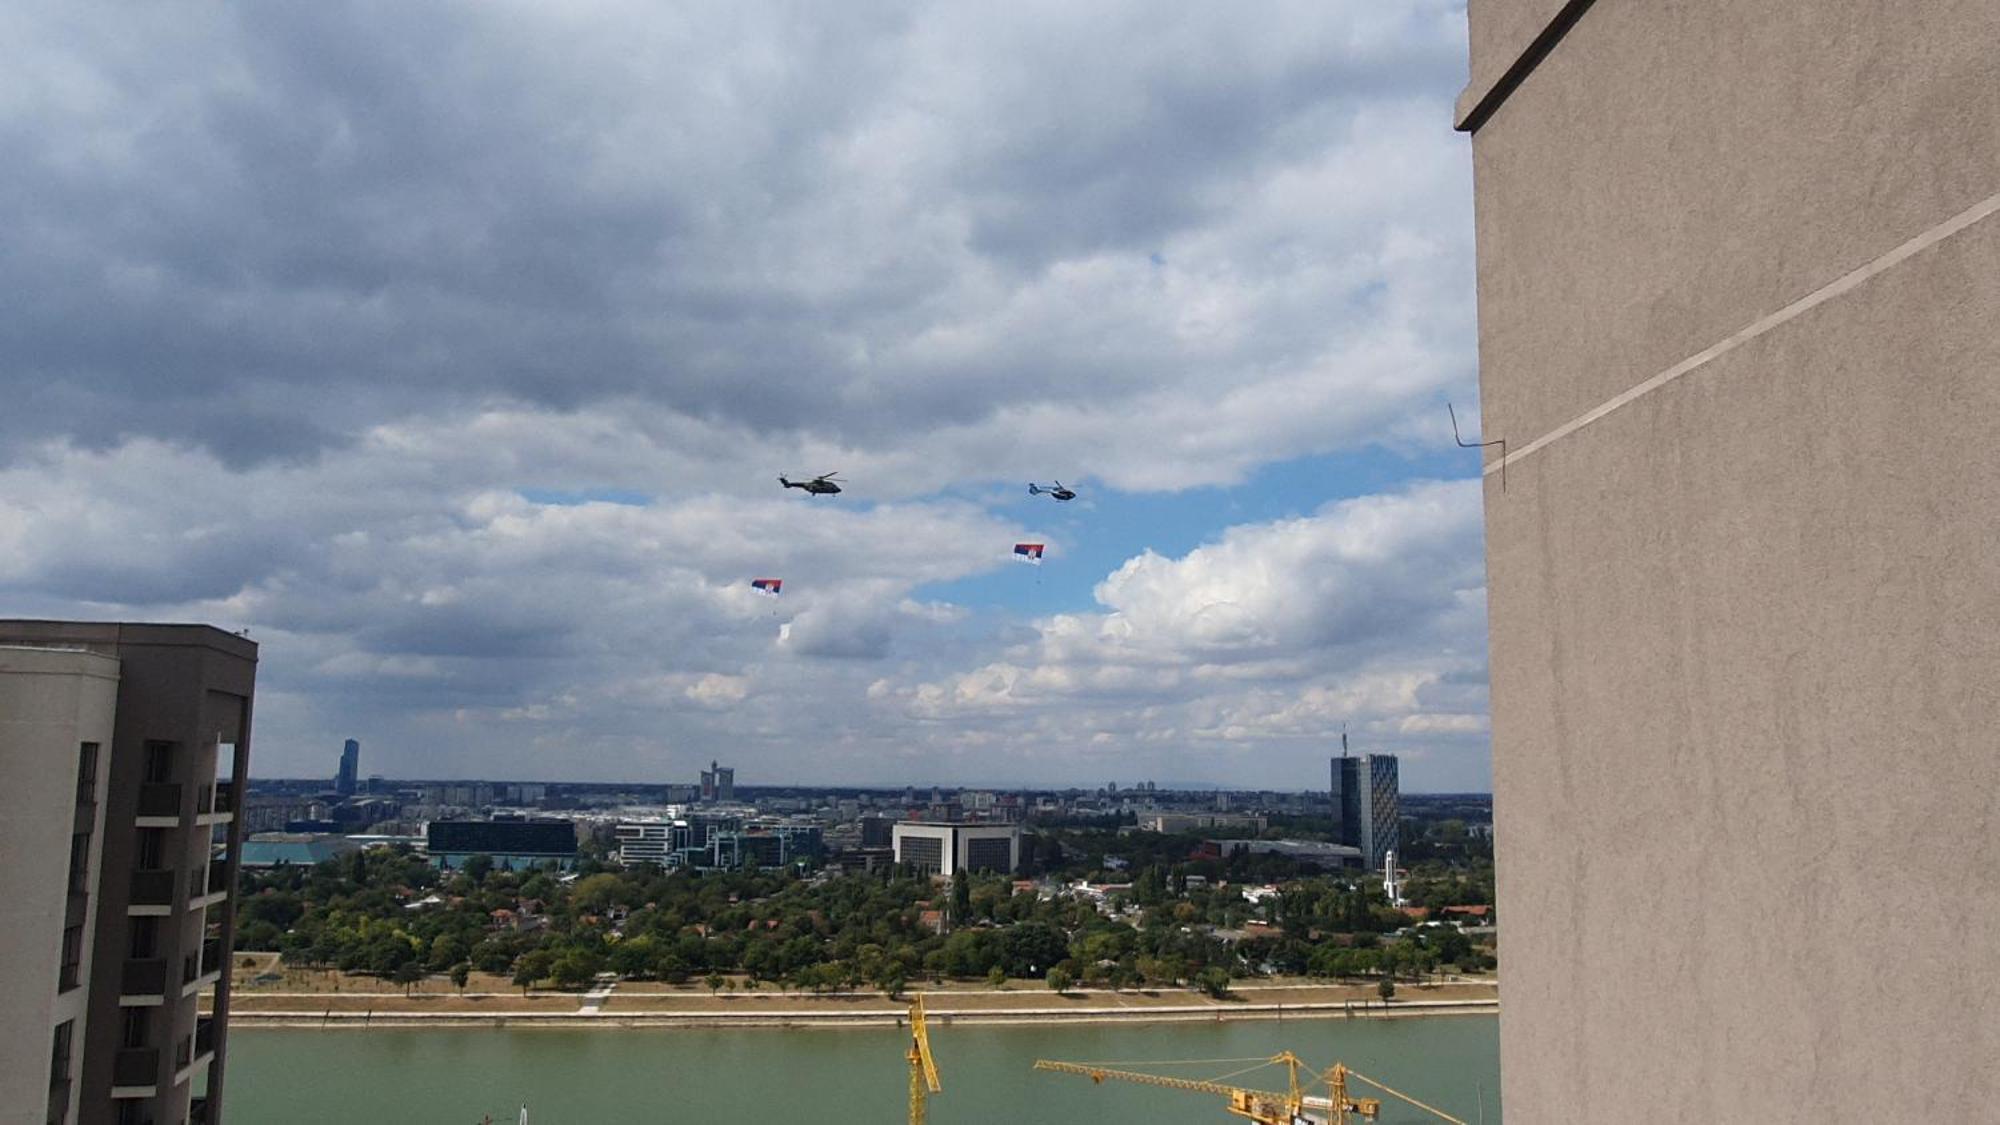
[143,742,175,784]
[50,1020,73,1087]
[900,835,945,875]
[966,837,1013,873]
[58,925,83,992]
[120,1008,149,1050]
[67,832,91,895]
[128,917,159,959]
[76,743,98,805]
[136,828,165,871]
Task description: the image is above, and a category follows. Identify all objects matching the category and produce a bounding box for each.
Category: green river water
[224,1015,1500,1123]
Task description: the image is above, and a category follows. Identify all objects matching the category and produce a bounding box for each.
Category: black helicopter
[1028,480,1076,502]
[780,472,844,496]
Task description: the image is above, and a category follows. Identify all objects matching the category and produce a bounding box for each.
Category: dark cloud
[0,2,1490,787]
[0,2,1471,475]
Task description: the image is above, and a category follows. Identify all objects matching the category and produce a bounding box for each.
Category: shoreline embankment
[227,997,1498,1030]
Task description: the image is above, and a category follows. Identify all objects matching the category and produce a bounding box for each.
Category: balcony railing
[136,782,182,819]
[215,785,236,813]
[121,958,167,997]
[129,869,176,908]
[208,863,232,895]
[112,1047,158,1089]
[196,786,213,815]
[189,1095,210,1125]
[200,937,224,977]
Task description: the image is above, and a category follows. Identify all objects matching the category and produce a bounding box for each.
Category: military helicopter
[1028,480,1076,502]
[779,471,844,496]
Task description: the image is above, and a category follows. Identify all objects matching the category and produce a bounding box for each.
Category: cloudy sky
[1,1,1489,791]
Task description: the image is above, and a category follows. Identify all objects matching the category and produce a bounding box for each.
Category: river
[223,1015,1500,1123]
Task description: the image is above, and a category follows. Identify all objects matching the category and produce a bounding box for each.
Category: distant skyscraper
[1332,751,1399,869]
[335,739,359,796]
[699,760,735,803]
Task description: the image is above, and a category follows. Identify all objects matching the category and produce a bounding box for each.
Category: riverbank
[219,978,1498,1029]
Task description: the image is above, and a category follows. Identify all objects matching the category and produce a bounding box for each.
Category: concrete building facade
[891,822,1021,877]
[0,622,257,1125]
[1457,3,2000,1119]
[0,647,119,1125]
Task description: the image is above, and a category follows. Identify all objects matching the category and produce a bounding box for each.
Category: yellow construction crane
[1033,1052,1468,1125]
[907,993,941,1125]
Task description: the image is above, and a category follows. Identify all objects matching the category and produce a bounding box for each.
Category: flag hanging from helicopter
[1012,543,1044,565]
[750,578,783,596]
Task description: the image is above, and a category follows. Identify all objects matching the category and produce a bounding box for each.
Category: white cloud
[874,481,1489,786]
[0,3,1489,788]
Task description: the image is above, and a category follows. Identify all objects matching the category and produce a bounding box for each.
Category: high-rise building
[334,739,359,796]
[0,621,257,1125]
[1331,753,1398,870]
[1457,3,1999,1118]
[698,760,735,804]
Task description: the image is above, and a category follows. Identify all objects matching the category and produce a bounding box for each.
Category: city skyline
[0,3,1489,791]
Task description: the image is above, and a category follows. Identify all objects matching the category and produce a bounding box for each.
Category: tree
[427,933,468,972]
[706,973,726,996]
[608,936,656,979]
[950,870,972,924]
[461,854,494,884]
[449,961,472,994]
[551,951,597,990]
[1047,966,1075,995]
[392,962,426,997]
[572,873,626,915]
[1195,967,1232,999]
[986,965,1007,990]
[1377,974,1396,1002]
[514,951,552,995]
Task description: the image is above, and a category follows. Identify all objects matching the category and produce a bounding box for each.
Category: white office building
[891,822,1021,877]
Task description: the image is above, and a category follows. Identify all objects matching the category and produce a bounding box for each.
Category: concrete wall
[0,647,119,1125]
[1460,2,2000,1120]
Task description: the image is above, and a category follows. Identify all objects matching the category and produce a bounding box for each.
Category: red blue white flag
[1012,543,1044,565]
[750,578,783,596]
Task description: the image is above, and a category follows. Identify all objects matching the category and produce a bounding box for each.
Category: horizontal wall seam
[1486,186,2000,478]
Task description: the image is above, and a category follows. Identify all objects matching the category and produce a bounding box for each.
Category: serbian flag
[1012,543,1044,565]
[750,578,783,596]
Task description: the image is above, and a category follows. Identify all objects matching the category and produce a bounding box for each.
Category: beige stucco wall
[1463,1,2000,1120]
[0,647,119,1125]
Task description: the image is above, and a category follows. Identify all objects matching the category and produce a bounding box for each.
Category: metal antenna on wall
[1449,402,1507,491]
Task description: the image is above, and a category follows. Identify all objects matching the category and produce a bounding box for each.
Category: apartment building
[1457,2,2000,1118]
[0,622,257,1125]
